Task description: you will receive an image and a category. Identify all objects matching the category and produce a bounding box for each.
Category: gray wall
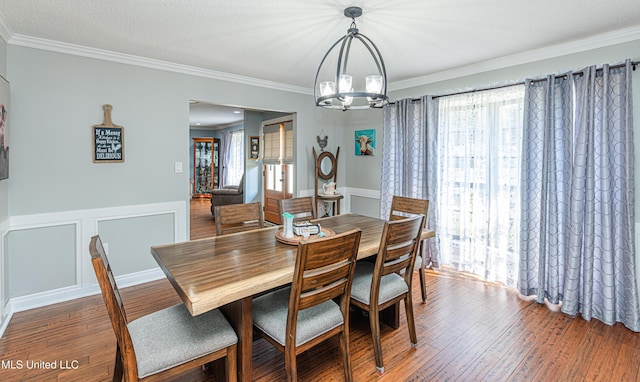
[8,224,76,297]
[244,111,263,203]
[6,46,336,216]
[2,44,343,301]
[97,214,175,276]
[343,109,384,191]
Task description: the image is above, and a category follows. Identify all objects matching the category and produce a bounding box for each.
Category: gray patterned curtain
[519,74,574,304]
[380,96,438,266]
[520,60,640,331]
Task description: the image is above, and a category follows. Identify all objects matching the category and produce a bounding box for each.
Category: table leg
[220,297,253,382]
[379,302,400,329]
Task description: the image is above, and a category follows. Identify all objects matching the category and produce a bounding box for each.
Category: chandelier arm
[354,33,388,94]
[336,34,354,100]
[313,35,348,101]
[341,36,354,79]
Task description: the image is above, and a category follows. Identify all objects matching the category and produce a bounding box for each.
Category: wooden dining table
[151,213,430,381]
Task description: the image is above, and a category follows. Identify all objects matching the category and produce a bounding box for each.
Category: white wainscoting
[346,187,381,217]
[0,217,9,334]
[301,187,381,217]
[0,201,187,339]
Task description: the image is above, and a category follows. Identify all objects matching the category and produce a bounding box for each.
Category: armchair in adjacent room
[210,174,245,216]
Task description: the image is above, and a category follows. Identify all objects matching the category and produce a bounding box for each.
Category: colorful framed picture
[354,129,375,156]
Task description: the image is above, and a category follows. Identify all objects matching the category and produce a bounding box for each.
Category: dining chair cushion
[351,262,409,305]
[253,287,343,347]
[128,304,238,378]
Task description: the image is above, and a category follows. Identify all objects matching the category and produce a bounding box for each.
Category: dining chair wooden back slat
[389,195,435,302]
[295,230,360,311]
[215,202,264,236]
[279,197,316,223]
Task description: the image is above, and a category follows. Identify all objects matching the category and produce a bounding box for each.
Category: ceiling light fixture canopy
[314,6,388,111]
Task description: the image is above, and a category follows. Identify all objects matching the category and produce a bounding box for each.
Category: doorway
[261,117,295,224]
[188,101,294,237]
[264,164,293,224]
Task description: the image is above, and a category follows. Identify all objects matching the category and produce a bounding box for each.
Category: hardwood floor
[1,202,639,381]
[190,198,217,240]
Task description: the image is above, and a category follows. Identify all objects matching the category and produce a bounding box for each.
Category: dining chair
[278,196,316,223]
[389,195,436,302]
[214,201,264,236]
[252,229,362,382]
[350,215,424,374]
[89,235,238,382]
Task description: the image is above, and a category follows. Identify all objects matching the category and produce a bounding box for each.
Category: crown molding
[388,25,640,92]
[4,25,640,96]
[7,34,312,95]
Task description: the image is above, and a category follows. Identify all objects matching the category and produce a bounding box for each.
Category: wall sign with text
[92,104,124,163]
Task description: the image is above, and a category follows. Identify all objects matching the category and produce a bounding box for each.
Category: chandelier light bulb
[319,81,336,96]
[338,75,353,93]
[366,75,383,94]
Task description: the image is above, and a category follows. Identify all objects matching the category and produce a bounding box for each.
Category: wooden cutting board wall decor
[92,104,124,163]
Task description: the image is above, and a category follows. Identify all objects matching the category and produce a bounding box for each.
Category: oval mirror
[317,151,336,180]
[320,156,332,175]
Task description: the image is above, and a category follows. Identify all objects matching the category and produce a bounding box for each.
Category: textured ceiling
[1,0,640,125]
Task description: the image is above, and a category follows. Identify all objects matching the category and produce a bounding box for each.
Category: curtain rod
[389,60,639,104]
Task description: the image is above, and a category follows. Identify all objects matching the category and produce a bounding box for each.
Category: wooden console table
[317,192,344,216]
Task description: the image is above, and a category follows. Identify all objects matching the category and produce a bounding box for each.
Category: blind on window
[283,121,294,164]
[263,123,281,165]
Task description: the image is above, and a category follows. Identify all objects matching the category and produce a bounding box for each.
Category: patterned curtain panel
[520,60,640,331]
[519,74,574,304]
[380,96,438,266]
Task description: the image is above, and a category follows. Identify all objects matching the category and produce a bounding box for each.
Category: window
[436,86,524,287]
[227,130,244,186]
[262,121,293,194]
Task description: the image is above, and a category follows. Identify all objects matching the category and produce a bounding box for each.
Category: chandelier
[314,6,388,110]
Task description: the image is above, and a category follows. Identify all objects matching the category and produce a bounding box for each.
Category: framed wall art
[92,104,124,163]
[354,129,375,156]
[0,75,9,180]
[249,136,259,160]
